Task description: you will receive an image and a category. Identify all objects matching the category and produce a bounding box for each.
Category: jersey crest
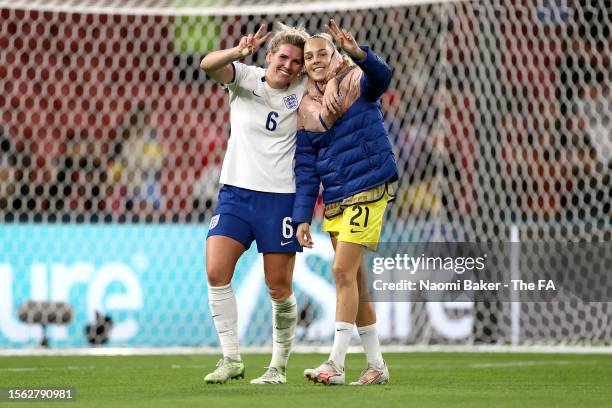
[283,94,299,110]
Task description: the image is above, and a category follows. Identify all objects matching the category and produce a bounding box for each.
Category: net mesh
[1,0,610,346]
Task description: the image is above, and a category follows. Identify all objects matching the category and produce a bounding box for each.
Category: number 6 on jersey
[266,111,279,131]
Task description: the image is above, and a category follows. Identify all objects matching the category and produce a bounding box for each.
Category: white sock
[329,321,353,370]
[269,294,297,371]
[208,283,240,361]
[358,323,384,367]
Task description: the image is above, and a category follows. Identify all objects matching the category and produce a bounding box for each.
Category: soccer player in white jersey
[199,23,310,385]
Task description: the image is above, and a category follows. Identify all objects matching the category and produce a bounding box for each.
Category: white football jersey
[219,62,307,193]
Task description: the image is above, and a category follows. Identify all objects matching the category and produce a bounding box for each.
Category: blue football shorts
[207,185,302,253]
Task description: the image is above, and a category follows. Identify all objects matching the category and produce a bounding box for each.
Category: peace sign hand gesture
[325,19,366,61]
[237,24,272,57]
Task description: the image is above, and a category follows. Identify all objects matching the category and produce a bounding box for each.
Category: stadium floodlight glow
[17,301,74,347]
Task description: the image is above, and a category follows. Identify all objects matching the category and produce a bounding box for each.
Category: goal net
[0,0,610,348]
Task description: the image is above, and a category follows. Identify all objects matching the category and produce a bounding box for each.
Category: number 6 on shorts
[282,216,293,239]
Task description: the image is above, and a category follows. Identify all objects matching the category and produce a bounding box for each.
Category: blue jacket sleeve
[353,45,392,101]
[292,130,320,224]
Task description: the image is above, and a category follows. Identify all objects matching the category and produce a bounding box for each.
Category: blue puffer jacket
[292,46,398,224]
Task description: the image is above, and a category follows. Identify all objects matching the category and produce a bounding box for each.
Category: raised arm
[325,19,391,101]
[200,24,271,84]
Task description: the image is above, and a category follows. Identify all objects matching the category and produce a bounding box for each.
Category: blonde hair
[309,33,336,52]
[267,22,310,54]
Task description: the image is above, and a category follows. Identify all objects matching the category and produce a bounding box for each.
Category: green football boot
[204,357,245,384]
[250,367,287,384]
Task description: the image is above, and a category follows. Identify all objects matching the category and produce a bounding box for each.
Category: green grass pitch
[1,352,611,407]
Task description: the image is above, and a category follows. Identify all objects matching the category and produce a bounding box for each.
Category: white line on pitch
[170,364,210,369]
[469,361,574,368]
[0,365,97,372]
[0,364,212,372]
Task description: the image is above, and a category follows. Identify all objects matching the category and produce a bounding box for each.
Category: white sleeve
[227,62,260,92]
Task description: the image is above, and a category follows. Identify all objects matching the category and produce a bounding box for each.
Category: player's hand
[323,77,341,115]
[325,19,366,61]
[296,223,314,248]
[237,24,272,57]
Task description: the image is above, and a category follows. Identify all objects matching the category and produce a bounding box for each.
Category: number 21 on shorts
[350,205,370,229]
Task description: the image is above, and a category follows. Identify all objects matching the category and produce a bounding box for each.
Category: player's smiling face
[304,37,334,83]
[265,44,303,89]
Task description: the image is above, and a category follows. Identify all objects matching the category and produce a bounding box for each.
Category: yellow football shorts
[322,183,393,252]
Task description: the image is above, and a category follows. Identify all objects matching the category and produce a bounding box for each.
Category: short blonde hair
[267,22,310,54]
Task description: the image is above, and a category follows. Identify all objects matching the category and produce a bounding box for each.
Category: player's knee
[266,278,292,301]
[268,288,291,301]
[206,264,232,286]
[267,285,291,301]
[332,264,354,289]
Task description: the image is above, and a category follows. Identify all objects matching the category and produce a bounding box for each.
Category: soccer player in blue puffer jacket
[293,20,398,386]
